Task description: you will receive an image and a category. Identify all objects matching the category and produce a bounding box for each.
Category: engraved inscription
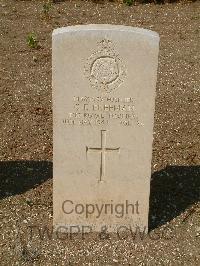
[63,95,142,127]
[84,40,127,93]
[86,130,120,182]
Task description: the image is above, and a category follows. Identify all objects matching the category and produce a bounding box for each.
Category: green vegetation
[124,0,134,6]
[27,33,38,49]
[43,1,52,16]
[191,15,200,20]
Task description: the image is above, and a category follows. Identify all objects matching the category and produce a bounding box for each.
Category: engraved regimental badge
[84,39,127,93]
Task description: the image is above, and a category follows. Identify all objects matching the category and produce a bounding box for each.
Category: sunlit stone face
[53,25,159,232]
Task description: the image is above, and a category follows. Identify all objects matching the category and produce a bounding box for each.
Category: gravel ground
[0,0,200,265]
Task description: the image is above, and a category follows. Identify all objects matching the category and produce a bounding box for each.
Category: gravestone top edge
[52,24,159,40]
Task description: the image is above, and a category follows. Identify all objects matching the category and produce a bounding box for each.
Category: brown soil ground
[0,0,200,265]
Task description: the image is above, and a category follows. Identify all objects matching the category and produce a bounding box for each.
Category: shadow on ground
[0,161,199,230]
[149,165,200,230]
[0,161,52,199]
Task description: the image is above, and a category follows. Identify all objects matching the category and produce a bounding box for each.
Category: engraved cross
[86,130,120,182]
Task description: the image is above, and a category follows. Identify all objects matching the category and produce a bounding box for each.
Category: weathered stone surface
[53,25,159,232]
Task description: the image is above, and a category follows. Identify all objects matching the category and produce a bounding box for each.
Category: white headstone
[53,25,159,233]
